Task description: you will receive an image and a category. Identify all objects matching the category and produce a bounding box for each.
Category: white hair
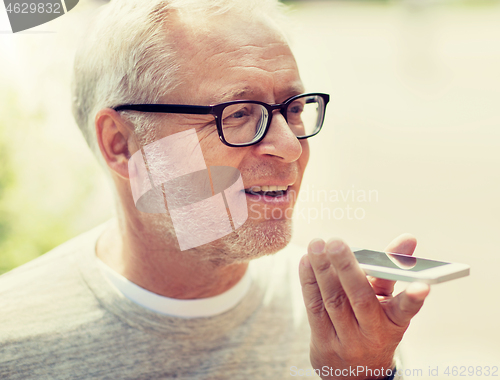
[71,0,291,164]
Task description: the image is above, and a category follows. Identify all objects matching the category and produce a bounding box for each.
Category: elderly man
[0,0,429,379]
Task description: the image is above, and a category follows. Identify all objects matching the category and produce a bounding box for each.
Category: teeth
[249,185,289,192]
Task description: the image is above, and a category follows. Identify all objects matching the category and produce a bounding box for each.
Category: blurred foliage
[0,90,111,274]
[0,115,14,250]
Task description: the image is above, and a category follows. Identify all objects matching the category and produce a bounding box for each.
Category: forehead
[167,13,304,105]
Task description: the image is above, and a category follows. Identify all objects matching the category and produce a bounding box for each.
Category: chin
[138,211,292,265]
[206,218,293,264]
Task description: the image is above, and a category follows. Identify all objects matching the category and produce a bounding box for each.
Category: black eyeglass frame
[113,92,330,148]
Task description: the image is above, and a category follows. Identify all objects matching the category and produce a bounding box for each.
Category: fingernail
[326,239,345,255]
[309,239,325,254]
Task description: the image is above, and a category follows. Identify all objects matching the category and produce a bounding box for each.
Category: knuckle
[399,303,414,316]
[324,291,348,311]
[307,296,326,315]
[301,278,318,288]
[314,259,331,273]
[350,294,373,310]
[337,258,355,272]
[401,298,423,315]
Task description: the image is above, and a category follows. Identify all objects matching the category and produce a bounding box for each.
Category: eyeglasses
[113,92,330,147]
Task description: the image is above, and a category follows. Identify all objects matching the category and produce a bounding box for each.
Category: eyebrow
[217,87,256,103]
[216,83,306,105]
[280,82,307,101]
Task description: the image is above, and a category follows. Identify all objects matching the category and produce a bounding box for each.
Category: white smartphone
[350,248,470,284]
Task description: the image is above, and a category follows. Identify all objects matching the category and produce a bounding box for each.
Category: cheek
[199,142,248,168]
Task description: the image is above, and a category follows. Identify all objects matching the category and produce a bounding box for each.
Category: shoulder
[0,222,109,338]
[0,222,107,289]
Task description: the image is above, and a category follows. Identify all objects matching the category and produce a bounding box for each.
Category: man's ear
[95,109,136,179]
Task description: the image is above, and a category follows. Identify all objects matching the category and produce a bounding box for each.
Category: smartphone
[350,248,470,284]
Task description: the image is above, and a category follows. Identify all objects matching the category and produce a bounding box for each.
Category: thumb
[385,282,430,327]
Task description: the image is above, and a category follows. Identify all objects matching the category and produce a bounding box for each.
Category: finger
[299,243,336,341]
[385,282,430,327]
[369,233,418,296]
[307,239,358,342]
[326,238,381,328]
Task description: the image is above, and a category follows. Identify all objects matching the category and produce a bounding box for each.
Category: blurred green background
[1,0,499,378]
[0,89,111,273]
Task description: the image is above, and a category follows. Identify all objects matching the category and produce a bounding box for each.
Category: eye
[228,107,250,119]
[230,109,248,119]
[288,101,304,115]
[222,104,253,125]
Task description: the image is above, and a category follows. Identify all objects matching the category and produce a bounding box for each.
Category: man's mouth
[244,185,289,198]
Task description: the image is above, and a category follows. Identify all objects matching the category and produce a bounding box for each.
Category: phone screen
[354,250,449,272]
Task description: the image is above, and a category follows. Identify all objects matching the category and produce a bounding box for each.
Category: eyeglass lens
[220,94,325,145]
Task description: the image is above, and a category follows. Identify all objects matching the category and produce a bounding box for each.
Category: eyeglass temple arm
[113,104,213,115]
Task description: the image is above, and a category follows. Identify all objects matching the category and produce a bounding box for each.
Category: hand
[299,234,430,380]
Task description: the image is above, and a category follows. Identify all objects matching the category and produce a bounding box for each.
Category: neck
[96,218,249,299]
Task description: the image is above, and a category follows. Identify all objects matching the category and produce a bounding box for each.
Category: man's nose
[253,111,302,162]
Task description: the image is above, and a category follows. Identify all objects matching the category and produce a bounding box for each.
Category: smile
[244,185,290,198]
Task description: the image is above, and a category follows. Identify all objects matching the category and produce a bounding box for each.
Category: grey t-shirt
[0,223,316,379]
